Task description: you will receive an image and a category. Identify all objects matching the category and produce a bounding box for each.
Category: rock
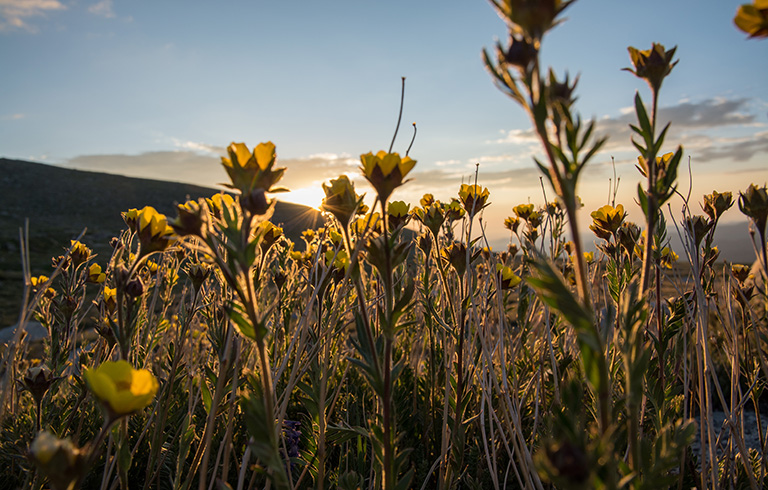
[0,321,47,345]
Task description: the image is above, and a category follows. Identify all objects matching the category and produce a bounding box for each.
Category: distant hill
[0,158,323,326]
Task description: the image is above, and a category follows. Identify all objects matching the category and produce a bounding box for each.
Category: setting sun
[282,185,326,210]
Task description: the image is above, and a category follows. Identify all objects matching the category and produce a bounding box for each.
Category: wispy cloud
[1,113,25,120]
[87,0,115,18]
[172,139,225,155]
[594,97,763,160]
[63,149,363,193]
[488,128,538,145]
[66,150,226,189]
[491,97,766,165]
[0,0,65,32]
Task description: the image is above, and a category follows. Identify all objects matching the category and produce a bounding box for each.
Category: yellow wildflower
[496,263,522,290]
[84,360,159,417]
[360,150,416,201]
[321,175,364,226]
[458,184,490,215]
[87,263,106,284]
[625,43,678,94]
[513,203,535,220]
[734,0,768,38]
[387,200,411,229]
[134,206,175,255]
[590,204,626,241]
[220,141,288,195]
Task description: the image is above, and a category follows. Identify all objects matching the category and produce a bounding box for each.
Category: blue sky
[2,0,767,252]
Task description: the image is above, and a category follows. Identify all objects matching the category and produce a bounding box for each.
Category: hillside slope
[0,158,323,326]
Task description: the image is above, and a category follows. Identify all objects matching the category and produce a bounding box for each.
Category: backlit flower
[206,193,236,219]
[352,213,381,236]
[513,203,535,220]
[413,202,446,237]
[171,199,206,237]
[442,241,468,276]
[255,221,283,254]
[590,204,626,241]
[360,150,416,202]
[739,183,768,233]
[387,200,411,229]
[321,175,363,226]
[625,43,678,94]
[87,263,106,284]
[496,0,572,40]
[702,190,733,222]
[221,141,287,195]
[69,240,92,266]
[102,286,117,313]
[684,215,713,248]
[504,216,520,233]
[458,184,490,215]
[134,206,175,255]
[21,365,58,403]
[84,360,158,417]
[734,0,768,38]
[444,199,465,221]
[496,263,522,290]
[30,431,83,490]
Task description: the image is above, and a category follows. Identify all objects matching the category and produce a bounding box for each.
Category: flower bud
[321,175,363,226]
[171,199,206,237]
[739,183,768,233]
[21,365,57,403]
[503,35,538,69]
[702,190,733,222]
[685,215,713,248]
[125,277,144,298]
[625,43,678,94]
[29,431,84,490]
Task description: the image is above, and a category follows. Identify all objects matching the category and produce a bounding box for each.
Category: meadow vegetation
[2,1,768,489]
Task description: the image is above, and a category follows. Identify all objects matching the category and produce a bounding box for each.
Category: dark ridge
[0,157,323,326]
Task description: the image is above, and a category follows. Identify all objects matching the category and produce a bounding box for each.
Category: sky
[2,0,767,257]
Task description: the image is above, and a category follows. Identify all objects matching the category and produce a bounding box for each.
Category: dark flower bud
[685,215,713,248]
[739,183,768,234]
[731,264,751,284]
[625,43,678,95]
[503,35,538,69]
[20,365,58,403]
[417,232,433,256]
[702,190,733,222]
[274,271,287,289]
[441,241,467,276]
[171,199,206,237]
[125,277,144,298]
[185,263,211,291]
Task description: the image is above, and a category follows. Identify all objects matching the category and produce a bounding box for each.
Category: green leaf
[200,376,212,414]
[225,301,257,341]
[634,92,652,137]
[637,183,649,215]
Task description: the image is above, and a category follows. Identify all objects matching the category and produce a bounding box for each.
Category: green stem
[639,93,659,295]
[379,197,396,490]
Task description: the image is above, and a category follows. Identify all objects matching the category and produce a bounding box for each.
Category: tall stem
[380,197,396,490]
[639,93,659,295]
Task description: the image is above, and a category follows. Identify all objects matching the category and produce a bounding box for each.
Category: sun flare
[282,186,326,210]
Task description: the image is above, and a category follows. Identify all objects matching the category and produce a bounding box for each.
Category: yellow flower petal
[254,141,276,171]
